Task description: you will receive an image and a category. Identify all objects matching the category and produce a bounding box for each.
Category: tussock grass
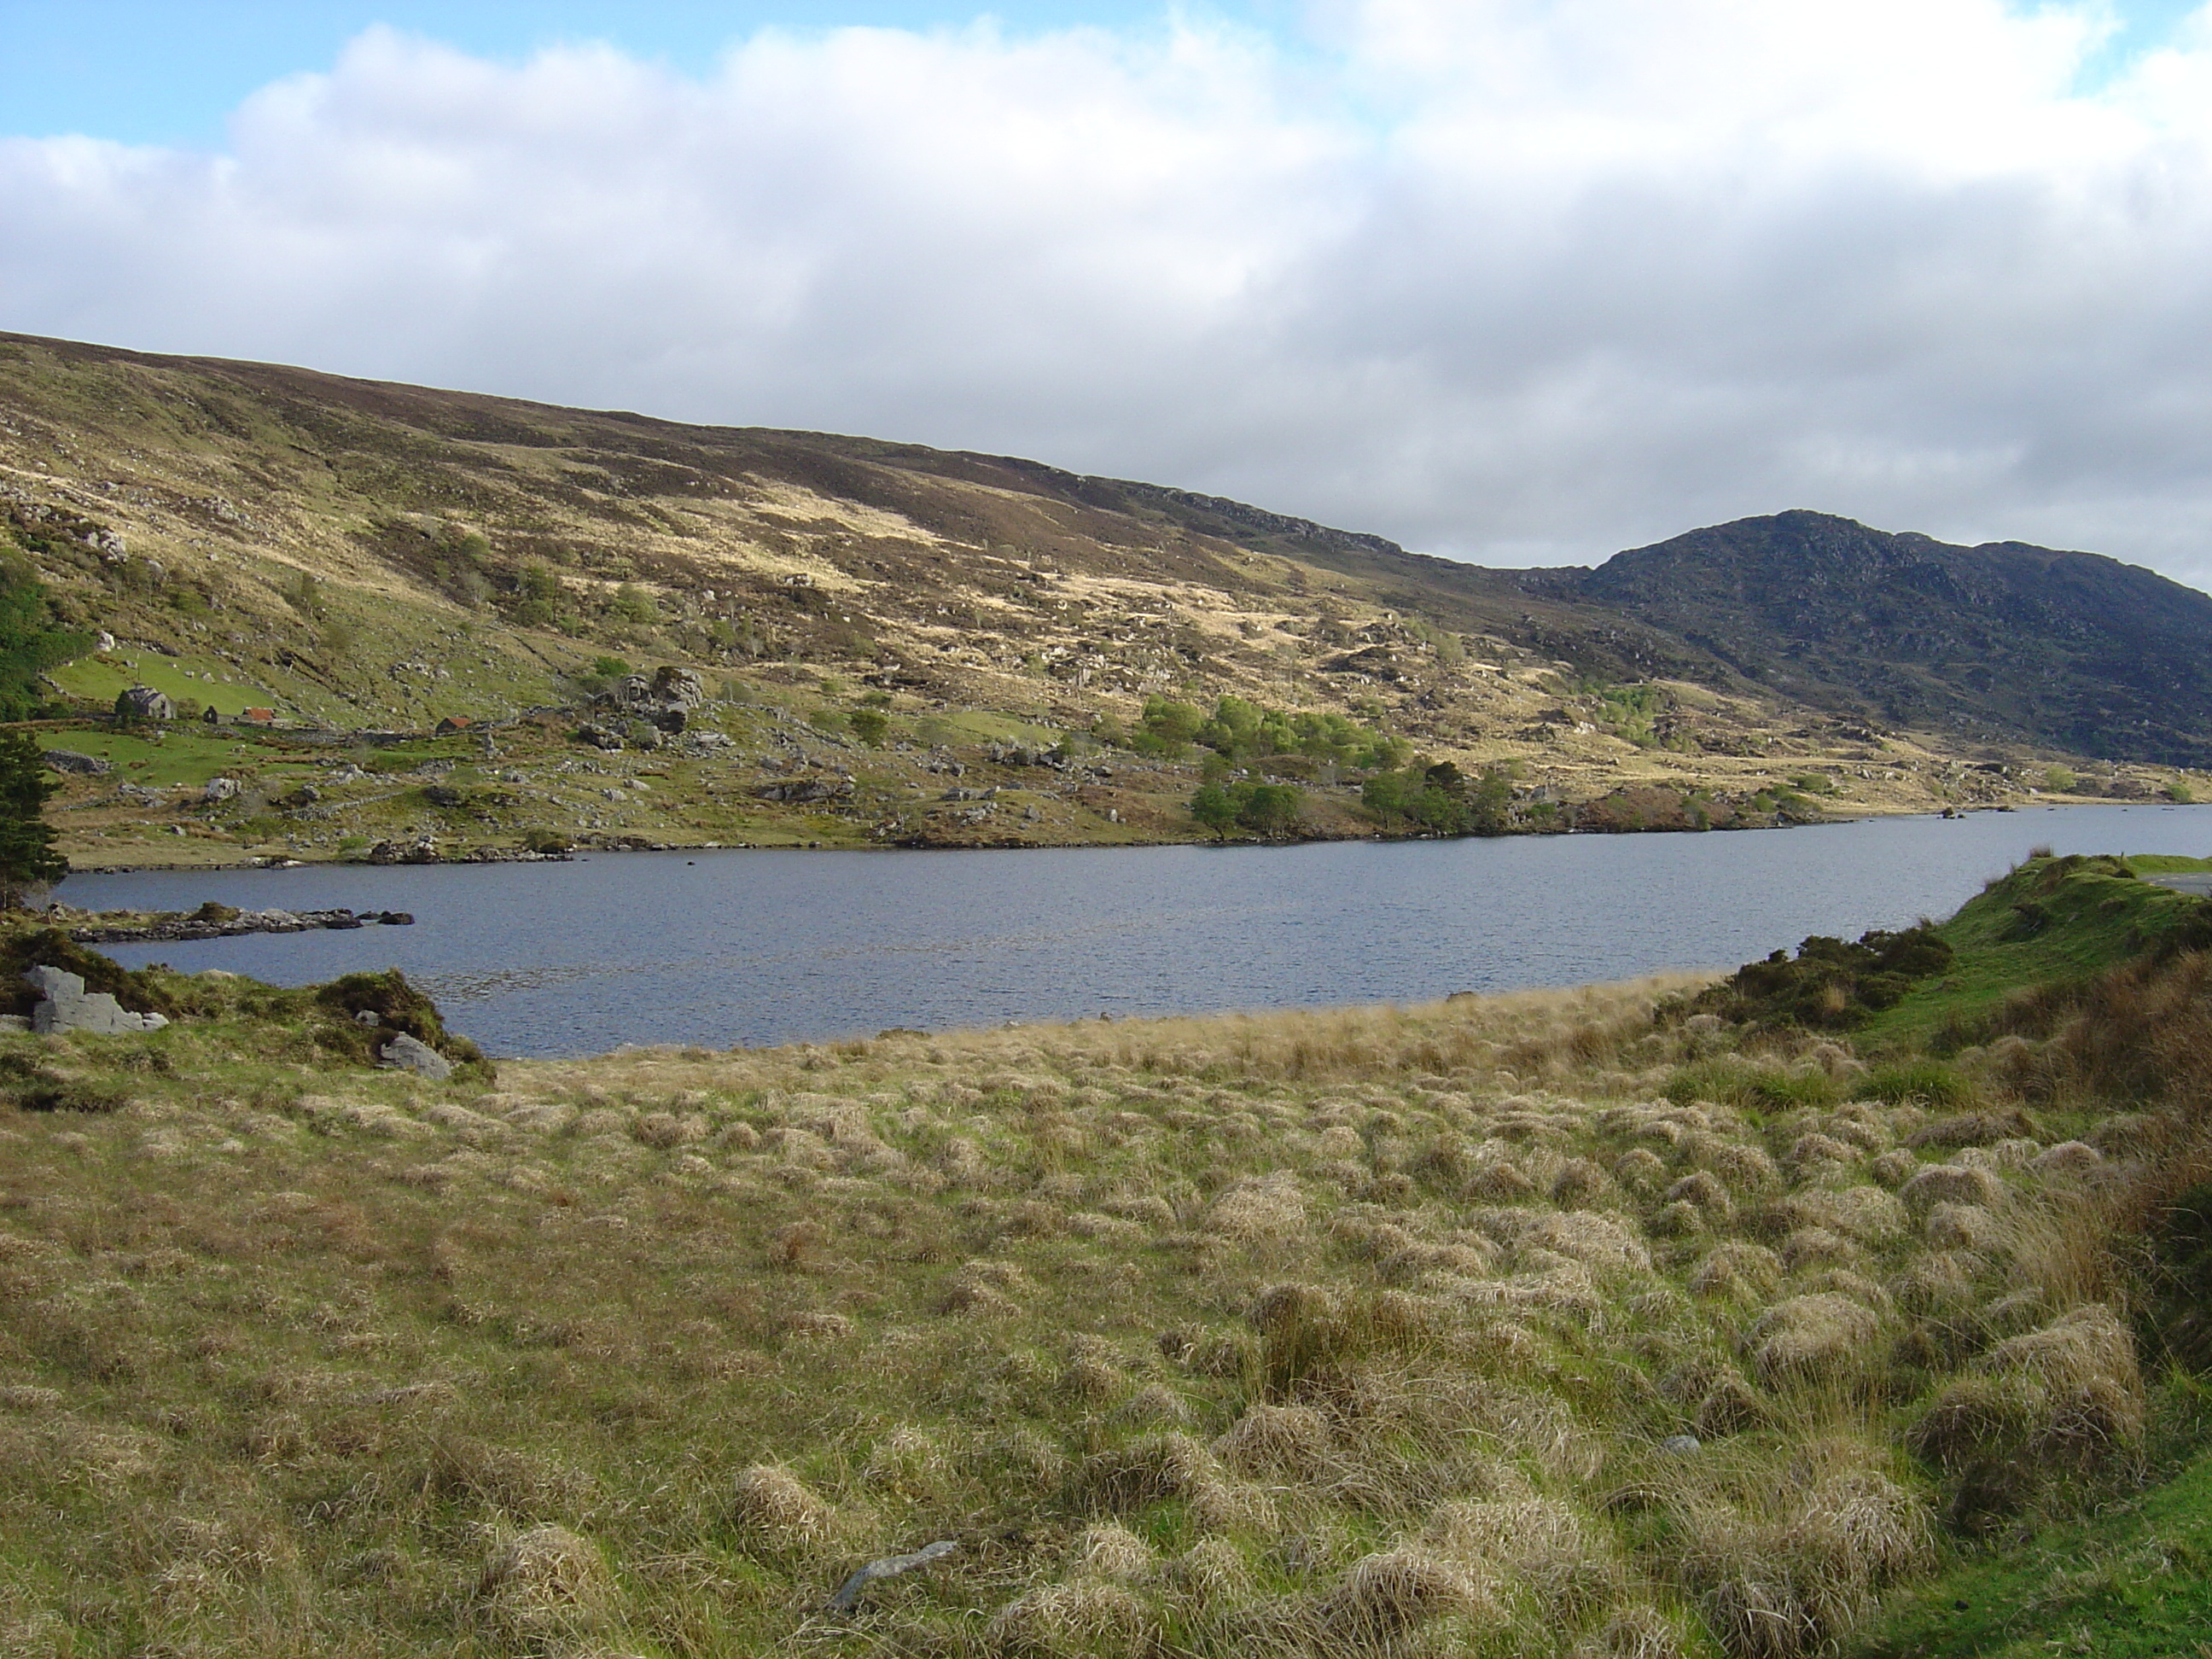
[1,916,2205,1658]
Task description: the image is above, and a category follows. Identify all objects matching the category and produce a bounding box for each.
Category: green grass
[49,649,280,715]
[1858,854,2212,1049]
[37,725,260,789]
[1859,1435,2212,1658]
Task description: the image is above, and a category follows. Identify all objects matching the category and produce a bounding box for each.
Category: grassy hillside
[4,331,2204,868]
[5,855,2212,1656]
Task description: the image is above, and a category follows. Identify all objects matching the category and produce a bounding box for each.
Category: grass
[1860,1414,2212,1657]
[3,853,2210,1656]
[0,951,2168,1656]
[1854,853,2212,1050]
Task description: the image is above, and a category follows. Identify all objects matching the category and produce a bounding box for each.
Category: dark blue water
[55,805,2211,1058]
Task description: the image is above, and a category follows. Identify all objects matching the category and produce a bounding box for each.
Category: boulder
[22,965,169,1034]
[42,749,109,775]
[650,665,707,707]
[202,776,240,803]
[377,1033,452,1082]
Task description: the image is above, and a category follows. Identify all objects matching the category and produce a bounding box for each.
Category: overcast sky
[7,1,2212,586]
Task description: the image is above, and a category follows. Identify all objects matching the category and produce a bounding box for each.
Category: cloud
[6,3,2212,585]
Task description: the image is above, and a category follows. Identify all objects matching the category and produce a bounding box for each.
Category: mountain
[0,332,2200,865]
[1525,510,2212,767]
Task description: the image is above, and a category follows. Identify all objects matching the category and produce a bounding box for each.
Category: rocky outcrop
[68,907,416,944]
[21,965,169,1034]
[365,837,443,865]
[42,749,109,775]
[591,665,710,742]
[756,776,855,804]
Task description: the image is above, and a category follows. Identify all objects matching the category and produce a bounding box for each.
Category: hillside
[1528,510,2212,767]
[3,855,2211,1656]
[0,332,2203,866]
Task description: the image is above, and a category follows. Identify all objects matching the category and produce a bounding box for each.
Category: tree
[0,731,67,907]
[1237,783,1304,838]
[0,553,90,721]
[1190,784,1238,839]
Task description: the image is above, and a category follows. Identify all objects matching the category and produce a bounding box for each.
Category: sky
[7,2,2212,586]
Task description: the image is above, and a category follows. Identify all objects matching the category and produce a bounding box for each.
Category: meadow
[1,854,2209,1657]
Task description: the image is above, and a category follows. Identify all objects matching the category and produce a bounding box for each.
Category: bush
[1863,1060,1973,1108]
[1362,760,1511,835]
[1684,926,1953,1031]
[0,1053,128,1113]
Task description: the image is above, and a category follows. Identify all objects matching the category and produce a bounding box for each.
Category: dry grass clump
[1908,1301,2144,1514]
[1214,1403,1334,1479]
[475,1523,619,1642]
[989,1575,1155,1655]
[730,1464,839,1554]
[1570,1603,1687,1659]
[1203,1172,1307,1240]
[1072,1522,1155,1580]
[0,963,2180,1659]
[1307,1548,1491,1648]
[1900,1161,2007,1214]
[1669,1447,1932,1659]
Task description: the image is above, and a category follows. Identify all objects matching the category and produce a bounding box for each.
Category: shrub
[1863,1060,1973,1108]
[1682,926,1953,1031]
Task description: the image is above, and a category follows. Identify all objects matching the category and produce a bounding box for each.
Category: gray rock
[828,1540,958,1613]
[651,665,707,707]
[1658,1434,1703,1456]
[377,1033,452,1081]
[43,749,110,775]
[202,776,240,802]
[22,965,169,1034]
[23,965,81,1000]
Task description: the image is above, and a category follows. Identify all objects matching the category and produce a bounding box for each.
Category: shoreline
[55,796,2095,876]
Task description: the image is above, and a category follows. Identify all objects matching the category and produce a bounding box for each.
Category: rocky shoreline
[63,905,417,945]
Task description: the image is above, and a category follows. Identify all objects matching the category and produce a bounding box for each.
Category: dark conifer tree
[0,731,67,907]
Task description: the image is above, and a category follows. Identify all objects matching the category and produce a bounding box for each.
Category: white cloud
[7,3,2212,585]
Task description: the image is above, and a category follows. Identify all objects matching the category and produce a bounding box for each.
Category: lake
[56,805,2211,1058]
